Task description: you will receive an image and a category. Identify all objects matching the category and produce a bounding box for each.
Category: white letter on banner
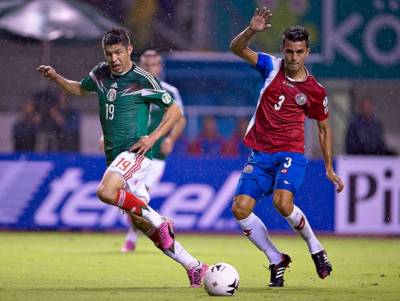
[197,171,241,229]
[100,206,122,227]
[61,182,106,226]
[34,168,82,226]
[323,0,362,64]
[160,184,214,229]
[364,14,400,66]
[149,182,176,198]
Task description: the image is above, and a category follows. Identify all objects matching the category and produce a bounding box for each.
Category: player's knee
[273,191,293,217]
[96,184,116,205]
[272,193,283,210]
[232,197,252,220]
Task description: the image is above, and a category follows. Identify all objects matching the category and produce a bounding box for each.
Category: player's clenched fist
[36,65,57,80]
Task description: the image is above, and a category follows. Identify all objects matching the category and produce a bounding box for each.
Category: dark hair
[282,26,309,48]
[102,27,131,48]
[141,49,160,59]
[140,49,162,62]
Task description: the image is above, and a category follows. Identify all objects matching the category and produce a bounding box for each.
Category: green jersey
[148,81,184,160]
[80,62,174,165]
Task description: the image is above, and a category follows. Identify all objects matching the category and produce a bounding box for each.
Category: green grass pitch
[0,232,399,301]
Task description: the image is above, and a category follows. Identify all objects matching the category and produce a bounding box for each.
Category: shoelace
[187,263,202,285]
[158,223,168,239]
[266,264,280,272]
[192,267,202,285]
[158,220,174,238]
[315,253,327,268]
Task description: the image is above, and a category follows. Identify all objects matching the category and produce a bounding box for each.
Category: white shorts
[107,151,152,203]
[144,158,166,190]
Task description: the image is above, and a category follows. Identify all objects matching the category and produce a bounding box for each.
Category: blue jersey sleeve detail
[255,53,274,78]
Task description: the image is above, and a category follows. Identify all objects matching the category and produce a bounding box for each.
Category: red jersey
[243,53,328,154]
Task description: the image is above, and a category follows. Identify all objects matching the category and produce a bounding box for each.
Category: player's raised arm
[37,65,89,97]
[317,119,344,193]
[130,103,182,155]
[229,7,272,65]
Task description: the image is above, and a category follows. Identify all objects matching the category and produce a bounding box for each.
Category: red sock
[115,189,148,216]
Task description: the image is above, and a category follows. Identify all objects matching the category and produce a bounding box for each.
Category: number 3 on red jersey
[274,95,285,111]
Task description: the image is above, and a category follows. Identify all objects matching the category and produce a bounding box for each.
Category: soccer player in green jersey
[37,28,207,287]
[121,50,187,253]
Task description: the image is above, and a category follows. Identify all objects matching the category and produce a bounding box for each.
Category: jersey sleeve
[254,52,278,78]
[140,73,175,108]
[141,89,174,109]
[163,84,184,115]
[139,71,163,91]
[80,64,102,92]
[307,93,329,121]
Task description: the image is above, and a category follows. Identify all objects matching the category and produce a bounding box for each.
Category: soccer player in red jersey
[230,7,344,287]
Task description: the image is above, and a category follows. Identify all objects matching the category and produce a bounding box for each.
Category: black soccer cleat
[311,250,332,279]
[268,253,292,287]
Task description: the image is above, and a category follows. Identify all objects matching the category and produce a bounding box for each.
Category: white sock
[125,226,138,243]
[285,205,323,254]
[164,241,199,270]
[237,213,282,265]
[141,206,164,227]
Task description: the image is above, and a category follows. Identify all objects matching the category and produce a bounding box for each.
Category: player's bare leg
[232,194,290,287]
[273,189,332,278]
[97,171,172,249]
[129,213,208,287]
[129,213,153,233]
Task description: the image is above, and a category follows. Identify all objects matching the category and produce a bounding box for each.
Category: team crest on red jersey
[243,165,253,173]
[323,96,329,114]
[295,93,307,106]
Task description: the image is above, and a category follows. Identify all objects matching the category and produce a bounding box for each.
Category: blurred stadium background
[0,0,399,300]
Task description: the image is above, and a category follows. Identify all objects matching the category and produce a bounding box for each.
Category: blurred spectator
[346,98,396,156]
[188,116,224,156]
[32,88,58,151]
[12,98,41,151]
[33,88,58,122]
[47,91,80,152]
[222,117,250,157]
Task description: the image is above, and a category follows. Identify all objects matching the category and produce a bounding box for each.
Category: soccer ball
[203,263,240,296]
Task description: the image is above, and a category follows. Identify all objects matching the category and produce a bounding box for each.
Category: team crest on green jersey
[107,88,117,102]
[162,92,172,104]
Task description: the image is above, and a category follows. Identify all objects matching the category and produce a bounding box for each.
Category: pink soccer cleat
[121,240,136,253]
[154,220,175,250]
[187,262,209,288]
